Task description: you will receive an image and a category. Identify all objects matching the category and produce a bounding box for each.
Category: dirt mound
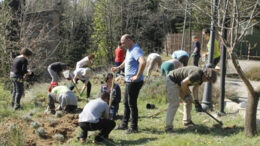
[1,112,79,146]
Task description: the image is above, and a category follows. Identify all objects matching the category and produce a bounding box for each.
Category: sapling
[52,134,65,141]
[36,127,45,137]
[30,121,41,129]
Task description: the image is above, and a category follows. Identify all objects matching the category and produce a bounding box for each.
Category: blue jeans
[109,104,119,120]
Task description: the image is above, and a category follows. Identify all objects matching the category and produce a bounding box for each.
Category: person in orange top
[115,42,125,76]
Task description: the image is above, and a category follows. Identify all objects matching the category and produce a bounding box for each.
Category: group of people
[10,30,220,143]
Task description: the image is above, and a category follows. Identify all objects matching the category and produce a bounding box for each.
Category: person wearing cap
[10,48,33,110]
[202,28,220,68]
[46,85,78,114]
[164,66,217,133]
[191,35,201,66]
[70,67,92,99]
[146,53,162,79]
[115,42,125,76]
[100,73,121,120]
[48,62,70,83]
[161,59,182,76]
[171,50,189,66]
[76,54,95,69]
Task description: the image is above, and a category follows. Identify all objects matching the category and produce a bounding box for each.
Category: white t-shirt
[147,53,160,62]
[73,68,90,82]
[76,56,89,69]
[78,98,109,123]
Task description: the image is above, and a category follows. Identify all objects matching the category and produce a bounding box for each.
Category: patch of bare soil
[0,112,79,146]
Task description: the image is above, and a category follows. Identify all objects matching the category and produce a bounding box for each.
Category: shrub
[30,121,41,129]
[7,124,25,146]
[245,67,260,81]
[36,127,46,138]
[52,134,65,141]
[22,115,32,122]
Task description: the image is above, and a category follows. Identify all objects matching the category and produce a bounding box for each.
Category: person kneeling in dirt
[165,66,217,133]
[78,91,116,144]
[100,73,121,120]
[46,85,78,114]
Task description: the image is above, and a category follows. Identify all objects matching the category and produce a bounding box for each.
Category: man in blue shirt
[112,34,146,134]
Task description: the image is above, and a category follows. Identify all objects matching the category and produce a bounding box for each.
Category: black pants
[70,80,91,98]
[193,56,200,66]
[11,78,24,109]
[122,81,143,129]
[65,105,77,113]
[213,56,220,68]
[79,119,116,141]
[178,55,189,66]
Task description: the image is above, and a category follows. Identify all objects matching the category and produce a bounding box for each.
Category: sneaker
[183,121,195,127]
[165,128,176,133]
[115,124,128,130]
[125,128,138,134]
[14,105,21,110]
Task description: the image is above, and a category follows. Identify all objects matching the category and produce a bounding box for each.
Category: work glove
[80,92,84,97]
[191,53,195,57]
[194,100,203,112]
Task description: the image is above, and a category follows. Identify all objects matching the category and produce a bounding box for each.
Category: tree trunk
[245,91,259,137]
[230,53,258,136]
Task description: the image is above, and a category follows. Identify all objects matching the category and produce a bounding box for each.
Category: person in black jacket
[47,62,70,83]
[100,73,121,120]
[10,48,33,110]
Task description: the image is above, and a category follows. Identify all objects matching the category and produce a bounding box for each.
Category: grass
[0,75,260,146]
[245,67,260,81]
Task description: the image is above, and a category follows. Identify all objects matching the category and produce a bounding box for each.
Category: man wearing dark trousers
[78,92,115,144]
[112,34,146,134]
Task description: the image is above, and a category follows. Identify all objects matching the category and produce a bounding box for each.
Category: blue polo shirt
[172,50,189,59]
[124,44,144,82]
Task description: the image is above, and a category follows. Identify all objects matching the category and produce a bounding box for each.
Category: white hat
[81,67,92,78]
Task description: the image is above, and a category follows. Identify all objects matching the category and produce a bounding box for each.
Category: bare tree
[192,0,260,136]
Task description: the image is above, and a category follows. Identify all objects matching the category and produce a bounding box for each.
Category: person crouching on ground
[165,66,217,133]
[78,91,116,144]
[70,67,92,100]
[46,85,78,114]
[100,73,121,120]
[10,48,33,110]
